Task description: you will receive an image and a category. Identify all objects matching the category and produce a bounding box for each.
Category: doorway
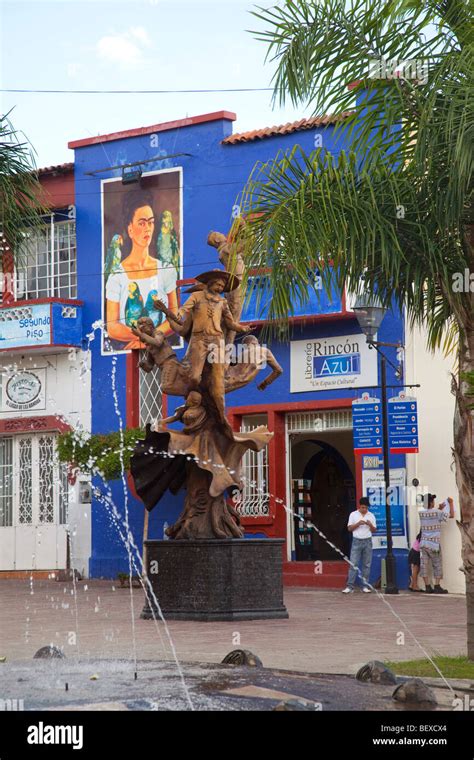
[290,432,356,561]
[0,433,69,570]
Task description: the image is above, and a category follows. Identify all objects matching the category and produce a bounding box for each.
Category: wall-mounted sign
[290,334,377,393]
[388,392,419,454]
[362,467,408,548]
[1,368,46,411]
[241,271,343,322]
[353,394,382,454]
[0,305,51,349]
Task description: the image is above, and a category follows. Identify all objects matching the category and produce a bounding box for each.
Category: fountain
[130,229,288,620]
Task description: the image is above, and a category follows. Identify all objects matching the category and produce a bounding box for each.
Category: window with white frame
[0,434,68,527]
[15,218,77,300]
[238,414,270,517]
[139,351,163,427]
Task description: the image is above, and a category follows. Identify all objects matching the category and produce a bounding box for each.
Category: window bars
[238,414,270,518]
[15,220,77,300]
[139,352,163,427]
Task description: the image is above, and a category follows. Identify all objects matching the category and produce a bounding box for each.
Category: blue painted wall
[71,112,407,579]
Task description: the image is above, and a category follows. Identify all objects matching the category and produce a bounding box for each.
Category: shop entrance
[290,431,356,561]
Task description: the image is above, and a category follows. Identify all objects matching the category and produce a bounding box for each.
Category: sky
[1,0,311,168]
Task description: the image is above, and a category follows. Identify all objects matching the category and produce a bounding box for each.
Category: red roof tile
[38,162,74,175]
[222,112,353,145]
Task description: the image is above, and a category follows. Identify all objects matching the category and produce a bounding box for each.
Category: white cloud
[129,27,152,47]
[95,27,152,70]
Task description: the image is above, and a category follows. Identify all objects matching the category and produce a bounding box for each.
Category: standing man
[419,494,455,594]
[342,497,377,594]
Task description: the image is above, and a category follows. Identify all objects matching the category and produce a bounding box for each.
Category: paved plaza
[0,581,466,675]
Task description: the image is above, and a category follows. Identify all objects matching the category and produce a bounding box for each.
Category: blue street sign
[388,394,419,453]
[352,396,383,454]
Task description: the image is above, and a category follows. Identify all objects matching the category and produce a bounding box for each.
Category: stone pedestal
[141,538,289,621]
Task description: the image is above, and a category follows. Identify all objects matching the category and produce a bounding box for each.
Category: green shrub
[57,427,145,481]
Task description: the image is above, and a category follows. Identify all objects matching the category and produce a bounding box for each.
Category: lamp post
[353,294,400,595]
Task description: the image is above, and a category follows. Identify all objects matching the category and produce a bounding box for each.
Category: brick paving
[0,580,467,676]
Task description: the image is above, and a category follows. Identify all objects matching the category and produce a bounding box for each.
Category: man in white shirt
[342,497,377,594]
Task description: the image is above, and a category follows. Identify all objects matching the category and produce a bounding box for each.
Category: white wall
[0,350,92,576]
[404,324,464,593]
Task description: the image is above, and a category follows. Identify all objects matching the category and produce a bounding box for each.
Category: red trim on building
[354,452,363,504]
[227,398,354,416]
[246,312,355,327]
[0,415,71,434]
[126,350,168,428]
[126,352,140,429]
[68,111,237,149]
[0,297,83,310]
[267,410,287,555]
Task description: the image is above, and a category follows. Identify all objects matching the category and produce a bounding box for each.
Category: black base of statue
[141,538,289,621]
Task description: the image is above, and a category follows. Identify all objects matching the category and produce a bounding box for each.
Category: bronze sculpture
[130,228,283,540]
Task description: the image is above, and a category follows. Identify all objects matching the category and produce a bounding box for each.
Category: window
[0,434,68,526]
[0,438,13,527]
[139,351,163,427]
[15,218,77,300]
[238,414,270,517]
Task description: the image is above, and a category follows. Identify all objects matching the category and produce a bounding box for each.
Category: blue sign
[388,394,419,453]
[352,396,382,454]
[0,304,51,349]
[363,468,407,538]
[313,353,360,378]
[0,302,83,351]
[241,271,342,322]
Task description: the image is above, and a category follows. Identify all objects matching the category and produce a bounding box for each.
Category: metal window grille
[238,414,270,517]
[58,462,69,525]
[139,351,163,427]
[286,410,353,433]
[38,436,55,523]
[16,220,77,300]
[18,438,32,524]
[0,438,13,527]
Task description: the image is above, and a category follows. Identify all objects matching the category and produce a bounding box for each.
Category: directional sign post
[388,392,419,454]
[352,393,382,454]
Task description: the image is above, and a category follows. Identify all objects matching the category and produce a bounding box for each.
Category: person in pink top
[408,532,423,592]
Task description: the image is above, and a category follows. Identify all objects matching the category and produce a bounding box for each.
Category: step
[283,561,347,575]
[283,574,347,589]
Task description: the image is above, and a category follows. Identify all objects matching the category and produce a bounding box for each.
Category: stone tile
[0,581,467,675]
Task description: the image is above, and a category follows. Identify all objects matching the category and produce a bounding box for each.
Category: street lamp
[353,293,399,595]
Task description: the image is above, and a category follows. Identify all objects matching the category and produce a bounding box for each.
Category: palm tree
[0,111,45,275]
[238,0,473,654]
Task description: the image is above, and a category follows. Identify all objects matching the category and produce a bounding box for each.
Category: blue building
[67,109,410,587]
